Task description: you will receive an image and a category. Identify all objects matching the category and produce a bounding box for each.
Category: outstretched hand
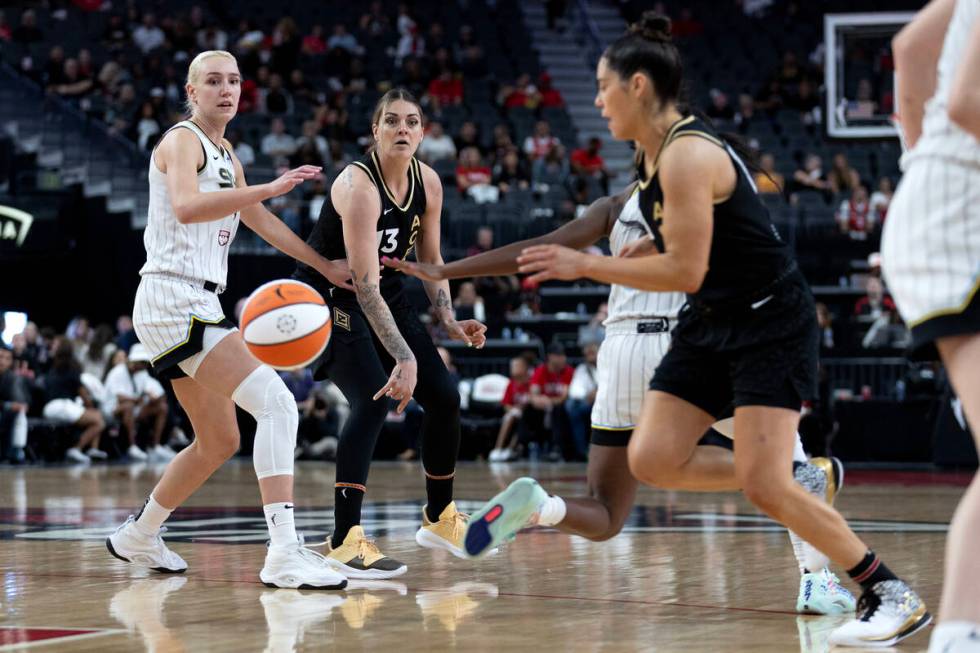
[381,256,446,282]
[516,244,589,284]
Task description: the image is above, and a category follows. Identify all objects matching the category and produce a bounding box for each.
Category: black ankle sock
[425,475,454,522]
[847,550,898,591]
[332,485,365,548]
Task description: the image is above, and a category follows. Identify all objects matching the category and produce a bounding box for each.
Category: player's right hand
[373,359,417,413]
[266,166,322,197]
[380,257,446,282]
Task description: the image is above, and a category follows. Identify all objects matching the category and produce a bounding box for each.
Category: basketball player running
[888,1,980,650]
[106,50,349,590]
[388,182,854,614]
[293,89,487,579]
[467,14,929,647]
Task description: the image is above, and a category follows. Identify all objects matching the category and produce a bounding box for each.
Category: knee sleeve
[232,365,297,479]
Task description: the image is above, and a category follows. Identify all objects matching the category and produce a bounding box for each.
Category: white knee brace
[231,365,297,479]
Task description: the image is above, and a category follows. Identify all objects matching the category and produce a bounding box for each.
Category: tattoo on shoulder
[342,166,354,189]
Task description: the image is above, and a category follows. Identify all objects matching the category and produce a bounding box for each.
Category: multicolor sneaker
[260,537,348,590]
[789,457,844,588]
[797,569,857,615]
[829,579,931,648]
[463,477,548,559]
[325,526,407,580]
[416,501,496,559]
[106,516,187,573]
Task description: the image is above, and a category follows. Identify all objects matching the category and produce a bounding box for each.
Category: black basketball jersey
[297,151,427,301]
[637,115,793,305]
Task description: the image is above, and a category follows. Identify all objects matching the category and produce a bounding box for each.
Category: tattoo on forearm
[354,271,413,362]
[433,285,455,321]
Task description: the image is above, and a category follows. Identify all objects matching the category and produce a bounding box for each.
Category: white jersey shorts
[133,274,237,379]
[590,319,672,445]
[882,155,980,356]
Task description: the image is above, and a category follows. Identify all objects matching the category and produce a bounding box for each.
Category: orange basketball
[240,279,332,370]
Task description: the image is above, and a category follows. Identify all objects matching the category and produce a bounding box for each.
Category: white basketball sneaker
[829,579,931,648]
[260,538,348,590]
[106,516,187,573]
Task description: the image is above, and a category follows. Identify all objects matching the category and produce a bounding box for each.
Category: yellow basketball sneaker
[416,502,498,559]
[326,526,407,579]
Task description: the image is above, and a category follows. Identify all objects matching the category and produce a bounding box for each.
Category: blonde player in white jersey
[105,50,353,590]
[387,175,853,614]
[888,1,980,649]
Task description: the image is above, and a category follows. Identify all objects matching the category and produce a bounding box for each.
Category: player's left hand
[446,319,487,349]
[517,244,588,284]
[320,258,355,291]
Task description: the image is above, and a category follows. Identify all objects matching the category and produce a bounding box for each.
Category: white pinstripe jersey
[139,120,240,286]
[910,0,980,167]
[604,188,685,326]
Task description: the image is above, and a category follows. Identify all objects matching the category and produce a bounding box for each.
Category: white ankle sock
[134,495,173,537]
[792,433,807,463]
[536,495,566,527]
[929,621,980,652]
[264,502,298,547]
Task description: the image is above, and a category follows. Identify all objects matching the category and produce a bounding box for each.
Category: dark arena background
[0,1,975,651]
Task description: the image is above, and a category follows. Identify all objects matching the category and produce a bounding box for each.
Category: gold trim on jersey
[638,115,696,190]
[591,424,635,431]
[370,151,416,212]
[150,314,229,363]
[909,275,980,327]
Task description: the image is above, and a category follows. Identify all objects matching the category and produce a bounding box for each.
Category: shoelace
[449,511,470,542]
[355,535,383,561]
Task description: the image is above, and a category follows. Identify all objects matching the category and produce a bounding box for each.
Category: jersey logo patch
[334,308,351,331]
[217,229,230,246]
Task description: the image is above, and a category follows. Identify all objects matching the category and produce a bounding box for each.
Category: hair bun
[629,11,671,43]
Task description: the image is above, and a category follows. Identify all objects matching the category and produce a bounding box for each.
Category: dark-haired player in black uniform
[294,89,487,579]
[503,12,929,649]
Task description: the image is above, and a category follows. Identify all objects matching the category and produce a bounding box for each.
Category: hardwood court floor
[0,460,961,652]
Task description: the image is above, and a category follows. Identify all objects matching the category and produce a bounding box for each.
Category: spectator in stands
[198,25,229,53]
[395,23,425,67]
[733,92,758,133]
[454,281,486,323]
[228,129,255,166]
[43,46,67,88]
[490,124,517,164]
[533,142,570,190]
[12,9,43,45]
[754,152,785,195]
[706,89,735,121]
[426,69,464,110]
[755,78,784,114]
[10,334,31,373]
[135,101,162,151]
[673,8,705,38]
[296,120,329,162]
[816,302,836,352]
[790,153,832,199]
[327,23,363,56]
[467,226,495,257]
[395,57,427,99]
[565,341,598,461]
[41,339,106,464]
[456,147,496,202]
[827,152,860,194]
[264,73,293,115]
[456,25,488,78]
[261,117,297,163]
[454,121,484,155]
[0,11,13,42]
[426,22,449,57]
[493,148,531,194]
[132,13,165,54]
[521,342,573,460]
[571,137,611,195]
[102,344,174,461]
[78,324,117,380]
[326,139,352,172]
[302,24,327,56]
[836,183,876,241]
[66,317,91,352]
[51,58,94,100]
[862,308,910,350]
[417,121,456,164]
[578,302,608,346]
[288,70,315,105]
[870,176,893,225]
[538,73,565,108]
[115,315,138,355]
[101,14,129,51]
[489,356,533,461]
[787,77,821,125]
[524,120,560,160]
[270,17,301,76]
[501,73,541,110]
[854,275,896,324]
[106,83,139,134]
[0,345,30,464]
[290,140,325,168]
[846,78,878,119]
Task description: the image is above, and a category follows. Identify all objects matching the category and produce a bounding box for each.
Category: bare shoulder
[156,126,203,173]
[332,164,380,215]
[417,160,444,199]
[659,136,729,189]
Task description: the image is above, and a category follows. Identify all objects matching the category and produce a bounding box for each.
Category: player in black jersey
[294,89,487,578]
[512,12,930,648]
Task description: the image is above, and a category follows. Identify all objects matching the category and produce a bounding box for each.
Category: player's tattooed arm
[351,267,414,363]
[431,286,455,325]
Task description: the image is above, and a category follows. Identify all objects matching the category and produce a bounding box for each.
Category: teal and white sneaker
[797,568,857,614]
[463,477,547,559]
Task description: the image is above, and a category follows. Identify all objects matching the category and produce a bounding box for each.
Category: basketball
[240,279,332,370]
